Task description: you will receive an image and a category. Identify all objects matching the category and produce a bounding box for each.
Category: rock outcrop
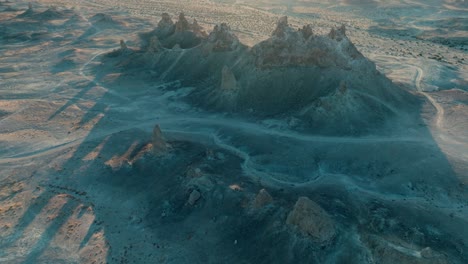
[362,235,451,264]
[156,13,175,38]
[208,23,240,52]
[175,12,190,33]
[188,189,201,205]
[143,12,206,49]
[300,24,314,39]
[120,39,127,50]
[252,189,273,209]
[271,16,293,38]
[191,19,207,38]
[220,66,237,91]
[286,197,335,244]
[252,17,363,69]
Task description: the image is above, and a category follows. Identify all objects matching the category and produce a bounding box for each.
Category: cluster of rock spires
[143,12,207,50]
[207,23,240,52]
[252,17,364,69]
[138,14,363,69]
[105,13,417,135]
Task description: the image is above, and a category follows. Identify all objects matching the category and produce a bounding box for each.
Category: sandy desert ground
[0,0,467,263]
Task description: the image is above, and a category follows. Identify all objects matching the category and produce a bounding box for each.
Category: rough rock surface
[300,24,314,39]
[191,19,207,38]
[208,23,240,52]
[188,190,201,205]
[146,12,205,49]
[252,189,273,209]
[156,13,175,38]
[286,197,335,244]
[120,39,127,50]
[175,12,190,33]
[220,66,237,91]
[252,16,364,69]
[147,36,162,53]
[271,16,293,38]
[362,235,450,264]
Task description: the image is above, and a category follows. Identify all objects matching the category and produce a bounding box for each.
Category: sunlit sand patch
[82,136,110,161]
[7,194,69,258]
[105,140,140,170]
[0,182,36,236]
[79,111,106,131]
[101,73,122,83]
[0,128,53,139]
[46,204,97,257]
[0,100,29,113]
[77,229,108,263]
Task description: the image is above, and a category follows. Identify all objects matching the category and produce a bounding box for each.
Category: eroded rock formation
[252,16,363,69]
[286,197,335,244]
[175,12,190,33]
[208,23,239,52]
[252,189,273,209]
[144,12,206,49]
[220,66,237,91]
[156,13,175,38]
[104,15,417,135]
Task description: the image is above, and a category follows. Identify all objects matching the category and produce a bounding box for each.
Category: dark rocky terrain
[0,1,466,264]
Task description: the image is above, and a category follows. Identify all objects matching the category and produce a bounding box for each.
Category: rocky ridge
[102,13,419,135]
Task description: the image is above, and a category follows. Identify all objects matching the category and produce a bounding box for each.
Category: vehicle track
[413,65,445,129]
[0,113,430,164]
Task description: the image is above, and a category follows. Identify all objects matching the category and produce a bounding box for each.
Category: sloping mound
[32,7,72,20]
[16,3,35,18]
[99,15,418,135]
[89,13,124,29]
[17,5,74,21]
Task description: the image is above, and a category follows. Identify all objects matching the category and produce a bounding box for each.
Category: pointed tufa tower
[19,2,35,17]
[156,13,175,38]
[300,24,314,39]
[272,16,292,38]
[175,12,190,32]
[117,39,133,55]
[120,39,128,50]
[328,24,347,41]
[152,124,169,156]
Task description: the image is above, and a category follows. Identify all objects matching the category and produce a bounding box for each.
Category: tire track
[413,65,444,129]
